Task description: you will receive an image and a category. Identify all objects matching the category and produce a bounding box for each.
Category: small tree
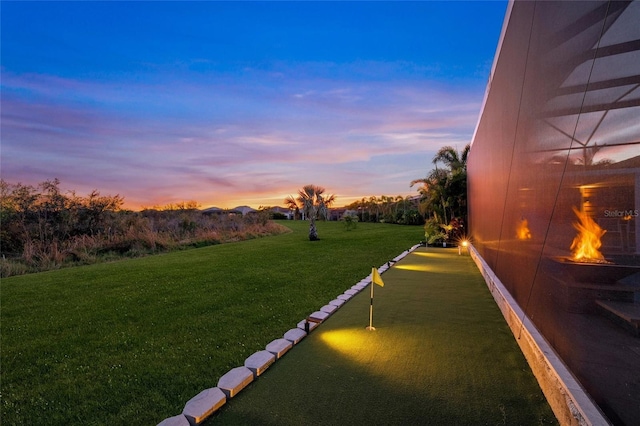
[342,213,358,231]
[285,185,336,241]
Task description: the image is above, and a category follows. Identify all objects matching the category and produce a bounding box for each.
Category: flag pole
[366,267,376,331]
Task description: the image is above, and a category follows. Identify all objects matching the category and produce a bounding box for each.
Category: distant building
[201,206,257,216]
[269,206,294,220]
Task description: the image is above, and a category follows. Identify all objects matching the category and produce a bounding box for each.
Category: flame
[516,218,532,240]
[570,206,606,261]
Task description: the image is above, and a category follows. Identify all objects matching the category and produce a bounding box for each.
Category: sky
[1,1,508,210]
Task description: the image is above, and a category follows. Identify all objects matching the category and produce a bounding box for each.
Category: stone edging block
[309,311,330,322]
[320,304,337,314]
[352,283,368,291]
[244,350,276,377]
[297,319,320,332]
[337,294,352,301]
[284,327,306,344]
[182,387,226,425]
[265,338,292,359]
[217,366,254,398]
[329,299,346,307]
[157,414,190,426]
[344,289,358,295]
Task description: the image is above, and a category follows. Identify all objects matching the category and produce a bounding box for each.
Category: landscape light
[458,240,469,255]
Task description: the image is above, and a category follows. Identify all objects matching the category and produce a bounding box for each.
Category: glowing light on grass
[394,263,457,274]
[394,263,434,272]
[318,328,439,391]
[412,252,450,259]
[320,329,369,360]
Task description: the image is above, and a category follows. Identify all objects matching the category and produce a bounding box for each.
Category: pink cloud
[1,63,484,209]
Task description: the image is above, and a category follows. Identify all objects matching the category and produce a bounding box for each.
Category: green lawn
[1,221,423,425]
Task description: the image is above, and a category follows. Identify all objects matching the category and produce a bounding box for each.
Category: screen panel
[468,1,639,424]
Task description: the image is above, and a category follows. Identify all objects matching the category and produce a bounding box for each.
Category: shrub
[424,218,446,245]
[341,214,358,230]
[0,257,30,277]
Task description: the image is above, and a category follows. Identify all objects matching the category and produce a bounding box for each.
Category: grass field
[1,221,424,425]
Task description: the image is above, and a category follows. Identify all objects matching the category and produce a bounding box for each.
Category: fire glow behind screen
[468,1,640,424]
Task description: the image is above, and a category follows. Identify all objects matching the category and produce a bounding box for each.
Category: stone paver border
[283,327,307,344]
[328,299,346,307]
[266,338,293,359]
[217,366,254,398]
[157,414,190,426]
[244,350,276,378]
[297,318,320,332]
[308,310,330,322]
[320,304,338,314]
[156,244,422,425]
[182,387,226,425]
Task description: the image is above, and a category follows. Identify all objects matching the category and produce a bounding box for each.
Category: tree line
[343,195,423,226]
[339,144,471,241]
[0,179,283,277]
[2,145,469,274]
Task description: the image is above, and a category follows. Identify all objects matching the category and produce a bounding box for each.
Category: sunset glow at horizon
[1,1,507,211]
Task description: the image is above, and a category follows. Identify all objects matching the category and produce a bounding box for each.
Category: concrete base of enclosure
[469,244,609,426]
[265,338,292,359]
[244,350,276,377]
[283,327,307,344]
[217,366,254,398]
[182,387,226,425]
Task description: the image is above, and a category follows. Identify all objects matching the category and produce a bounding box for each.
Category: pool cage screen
[468,1,640,425]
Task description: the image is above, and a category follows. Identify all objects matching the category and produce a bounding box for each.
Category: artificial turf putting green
[209,248,558,425]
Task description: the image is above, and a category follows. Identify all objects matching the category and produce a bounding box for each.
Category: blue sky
[1,1,507,209]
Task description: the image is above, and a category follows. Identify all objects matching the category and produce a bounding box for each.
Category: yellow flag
[372,267,385,287]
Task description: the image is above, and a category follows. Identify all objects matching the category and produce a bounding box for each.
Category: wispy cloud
[1,61,484,208]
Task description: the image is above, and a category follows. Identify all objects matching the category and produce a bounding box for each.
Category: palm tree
[283,196,300,220]
[369,196,379,222]
[411,144,470,227]
[359,197,367,222]
[432,144,469,173]
[411,168,450,223]
[285,185,336,241]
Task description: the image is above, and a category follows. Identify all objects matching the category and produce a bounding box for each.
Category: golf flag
[367,266,384,330]
[372,267,385,287]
